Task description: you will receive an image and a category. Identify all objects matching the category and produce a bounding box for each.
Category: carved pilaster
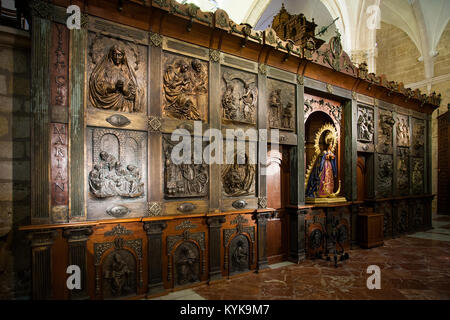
[253,212,270,271]
[29,230,57,299]
[288,208,307,263]
[63,227,93,299]
[69,21,87,221]
[144,221,167,295]
[206,216,226,281]
[31,11,51,223]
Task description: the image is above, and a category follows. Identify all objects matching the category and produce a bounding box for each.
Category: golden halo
[313,123,337,155]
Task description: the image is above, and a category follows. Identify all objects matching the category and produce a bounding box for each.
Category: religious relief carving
[103,250,136,298]
[397,148,409,195]
[412,158,424,194]
[162,54,208,120]
[357,106,374,142]
[174,242,200,286]
[163,137,209,198]
[412,119,425,157]
[89,151,144,198]
[87,128,147,220]
[413,200,424,229]
[309,229,323,249]
[377,110,395,154]
[222,151,256,197]
[268,79,295,131]
[396,115,410,147]
[88,35,146,113]
[376,154,393,198]
[229,235,250,275]
[221,68,258,124]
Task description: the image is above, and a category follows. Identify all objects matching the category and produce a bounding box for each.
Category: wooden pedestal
[357,213,384,249]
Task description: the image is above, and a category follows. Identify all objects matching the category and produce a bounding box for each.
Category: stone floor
[152,215,450,300]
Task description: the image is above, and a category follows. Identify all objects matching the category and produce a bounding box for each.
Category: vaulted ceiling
[176,0,449,87]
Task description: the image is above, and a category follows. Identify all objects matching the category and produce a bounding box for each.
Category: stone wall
[376,22,425,84]
[0,25,31,299]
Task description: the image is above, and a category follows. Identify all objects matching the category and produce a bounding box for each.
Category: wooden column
[29,229,57,299]
[208,51,221,212]
[144,221,167,295]
[206,216,225,281]
[30,4,51,224]
[257,65,268,205]
[288,207,307,263]
[344,99,358,201]
[69,16,87,221]
[253,212,270,271]
[62,227,93,299]
[290,77,305,205]
[148,34,163,214]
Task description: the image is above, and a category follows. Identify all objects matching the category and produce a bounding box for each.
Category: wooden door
[266,145,289,264]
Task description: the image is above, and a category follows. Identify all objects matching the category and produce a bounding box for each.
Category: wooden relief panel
[357,105,374,152]
[223,214,255,275]
[304,93,342,134]
[376,154,393,198]
[411,158,424,194]
[51,123,68,222]
[411,118,425,157]
[376,109,395,154]
[87,128,147,220]
[395,200,409,235]
[412,200,425,229]
[396,114,410,147]
[221,66,258,125]
[50,23,69,122]
[328,208,350,250]
[305,210,326,257]
[87,33,147,114]
[162,135,209,199]
[267,79,295,132]
[221,141,257,198]
[162,52,208,121]
[93,228,143,299]
[166,220,206,287]
[397,147,410,195]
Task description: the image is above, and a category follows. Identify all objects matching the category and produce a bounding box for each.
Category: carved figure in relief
[269,89,281,128]
[232,239,248,271]
[221,71,258,124]
[163,139,208,198]
[104,252,131,296]
[282,102,294,129]
[163,59,207,120]
[357,107,374,141]
[396,118,410,146]
[222,152,255,197]
[222,85,238,120]
[176,245,199,285]
[379,113,395,148]
[240,85,258,123]
[89,151,144,198]
[89,45,142,113]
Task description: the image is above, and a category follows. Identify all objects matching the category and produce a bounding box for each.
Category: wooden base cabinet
[357,213,384,249]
